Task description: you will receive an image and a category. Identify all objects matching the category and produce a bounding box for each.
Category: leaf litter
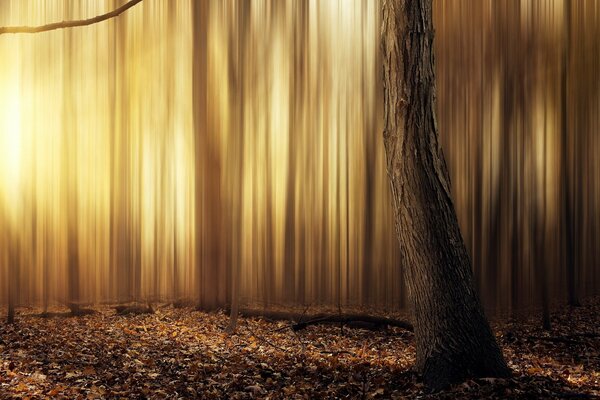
[0,297,599,399]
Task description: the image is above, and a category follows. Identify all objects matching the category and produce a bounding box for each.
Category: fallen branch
[292,314,414,332]
[244,323,287,353]
[235,309,413,332]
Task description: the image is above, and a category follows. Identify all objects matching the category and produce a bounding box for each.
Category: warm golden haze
[1,0,599,312]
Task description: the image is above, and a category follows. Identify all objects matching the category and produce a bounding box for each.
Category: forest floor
[0,297,599,399]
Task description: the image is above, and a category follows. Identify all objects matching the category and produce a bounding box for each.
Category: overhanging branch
[0,0,143,35]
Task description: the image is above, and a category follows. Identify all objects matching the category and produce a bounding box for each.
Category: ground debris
[0,297,599,399]
[113,303,155,316]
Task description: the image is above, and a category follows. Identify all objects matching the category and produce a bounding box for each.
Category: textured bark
[381,0,510,390]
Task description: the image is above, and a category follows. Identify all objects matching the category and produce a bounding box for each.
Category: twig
[291,327,308,353]
[244,322,287,353]
[292,314,413,332]
[0,0,143,35]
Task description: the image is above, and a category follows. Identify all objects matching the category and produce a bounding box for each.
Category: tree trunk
[561,0,579,308]
[7,237,18,324]
[43,219,50,313]
[283,80,297,303]
[193,0,223,311]
[381,0,510,390]
[63,8,80,311]
[537,102,551,331]
[227,1,249,334]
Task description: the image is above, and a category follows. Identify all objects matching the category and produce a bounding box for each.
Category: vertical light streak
[0,0,598,311]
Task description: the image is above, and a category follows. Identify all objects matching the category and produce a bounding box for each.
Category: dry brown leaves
[0,298,599,399]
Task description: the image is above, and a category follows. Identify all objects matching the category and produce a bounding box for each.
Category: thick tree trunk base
[421,347,511,391]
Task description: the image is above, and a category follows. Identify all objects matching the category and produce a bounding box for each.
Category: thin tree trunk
[320,93,330,305]
[173,205,178,301]
[539,103,551,330]
[168,0,178,303]
[62,10,80,312]
[7,237,18,324]
[108,0,118,302]
[296,1,309,306]
[362,135,375,306]
[193,0,222,311]
[486,127,508,312]
[283,118,297,303]
[284,6,302,298]
[381,0,510,389]
[43,218,50,313]
[265,111,274,309]
[227,1,249,334]
[561,0,579,307]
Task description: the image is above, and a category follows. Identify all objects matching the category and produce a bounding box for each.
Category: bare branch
[0,0,143,35]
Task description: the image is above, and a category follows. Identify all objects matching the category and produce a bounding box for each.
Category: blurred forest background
[0,0,599,314]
